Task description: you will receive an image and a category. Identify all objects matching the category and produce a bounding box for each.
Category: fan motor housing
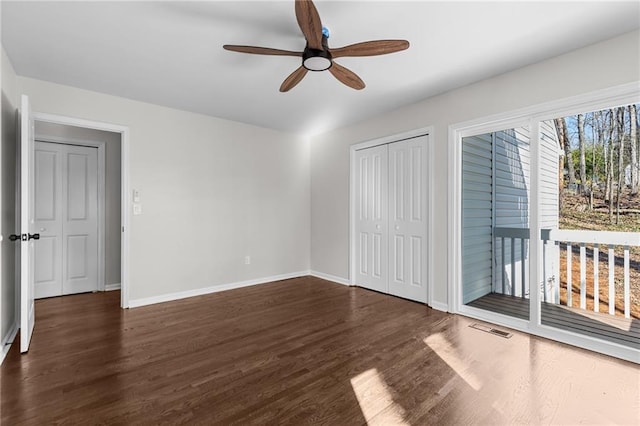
[302,48,332,71]
[302,35,333,71]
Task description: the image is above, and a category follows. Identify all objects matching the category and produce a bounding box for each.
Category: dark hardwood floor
[2,276,639,424]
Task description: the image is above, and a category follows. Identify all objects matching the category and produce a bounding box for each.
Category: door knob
[8,233,39,241]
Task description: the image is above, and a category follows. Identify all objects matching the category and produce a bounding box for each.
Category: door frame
[447,82,640,363]
[349,126,434,306]
[34,136,107,293]
[448,116,532,331]
[31,112,130,308]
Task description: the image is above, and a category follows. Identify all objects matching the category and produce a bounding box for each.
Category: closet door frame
[34,134,107,293]
[349,126,434,306]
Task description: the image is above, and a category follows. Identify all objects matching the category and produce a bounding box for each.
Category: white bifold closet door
[354,136,427,303]
[354,144,389,293]
[34,141,99,298]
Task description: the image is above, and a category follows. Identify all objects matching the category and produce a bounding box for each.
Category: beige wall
[1,47,18,342]
[34,122,122,286]
[17,77,310,303]
[309,30,640,307]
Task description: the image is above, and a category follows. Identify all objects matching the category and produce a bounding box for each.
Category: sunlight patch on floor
[424,332,483,391]
[350,368,408,425]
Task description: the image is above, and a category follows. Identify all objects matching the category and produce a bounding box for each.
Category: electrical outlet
[244,256,251,265]
[133,204,142,215]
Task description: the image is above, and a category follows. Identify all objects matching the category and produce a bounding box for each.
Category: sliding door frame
[448,82,639,362]
[450,117,532,331]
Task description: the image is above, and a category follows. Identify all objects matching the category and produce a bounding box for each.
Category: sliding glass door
[461,126,534,320]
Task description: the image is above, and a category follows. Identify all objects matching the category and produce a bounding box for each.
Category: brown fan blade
[329,62,365,90]
[280,66,309,92]
[223,45,302,57]
[330,40,410,58]
[295,0,323,50]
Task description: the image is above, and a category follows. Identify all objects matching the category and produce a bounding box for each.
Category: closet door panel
[388,136,427,303]
[354,145,388,293]
[33,142,64,298]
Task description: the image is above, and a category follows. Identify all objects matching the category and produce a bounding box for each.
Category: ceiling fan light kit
[302,35,332,71]
[223,0,409,92]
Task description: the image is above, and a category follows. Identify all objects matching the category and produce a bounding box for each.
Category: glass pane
[540,105,639,350]
[462,126,531,320]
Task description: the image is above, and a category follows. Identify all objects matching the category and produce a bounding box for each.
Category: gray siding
[493,127,530,296]
[540,120,559,230]
[462,134,493,304]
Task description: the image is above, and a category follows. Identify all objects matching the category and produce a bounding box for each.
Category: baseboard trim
[429,301,449,313]
[309,270,351,286]
[104,283,121,291]
[0,322,19,366]
[128,271,309,308]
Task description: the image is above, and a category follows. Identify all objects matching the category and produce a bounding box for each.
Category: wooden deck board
[467,293,640,349]
[2,278,639,424]
[467,293,530,320]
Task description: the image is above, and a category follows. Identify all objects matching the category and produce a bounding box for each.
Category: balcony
[467,227,640,351]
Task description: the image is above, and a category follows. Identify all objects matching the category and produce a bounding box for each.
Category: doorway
[17,97,130,353]
[27,114,129,313]
[350,130,432,304]
[32,121,123,301]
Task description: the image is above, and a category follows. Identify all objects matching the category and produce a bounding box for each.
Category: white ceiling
[2,1,639,135]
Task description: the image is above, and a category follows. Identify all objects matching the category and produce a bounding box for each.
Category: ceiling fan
[223,0,409,92]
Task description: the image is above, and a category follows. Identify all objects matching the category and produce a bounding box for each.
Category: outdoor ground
[559,189,639,319]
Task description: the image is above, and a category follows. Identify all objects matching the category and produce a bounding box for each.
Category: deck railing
[494,227,530,298]
[493,227,640,319]
[543,229,640,318]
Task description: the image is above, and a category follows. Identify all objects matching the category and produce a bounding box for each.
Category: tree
[616,107,625,224]
[630,104,638,195]
[591,111,605,207]
[606,109,615,218]
[554,117,575,186]
[577,114,587,197]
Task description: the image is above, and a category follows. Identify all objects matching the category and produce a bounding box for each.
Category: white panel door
[354,144,388,293]
[63,144,98,295]
[20,95,35,353]
[34,142,63,298]
[33,142,98,298]
[388,137,427,302]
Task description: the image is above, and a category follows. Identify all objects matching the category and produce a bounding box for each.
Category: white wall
[1,47,18,344]
[34,122,122,286]
[4,30,638,318]
[310,30,640,308]
[17,77,310,303]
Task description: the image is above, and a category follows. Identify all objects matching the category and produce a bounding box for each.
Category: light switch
[133,204,142,215]
[133,189,141,203]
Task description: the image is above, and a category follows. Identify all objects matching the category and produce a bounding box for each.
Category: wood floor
[2,277,639,425]
[468,293,640,349]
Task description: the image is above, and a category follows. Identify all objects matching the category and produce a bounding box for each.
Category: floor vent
[469,323,512,338]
